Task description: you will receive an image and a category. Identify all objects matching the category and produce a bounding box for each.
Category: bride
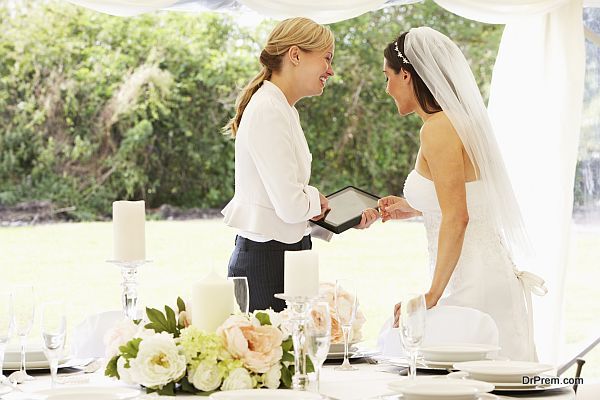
[357,27,546,362]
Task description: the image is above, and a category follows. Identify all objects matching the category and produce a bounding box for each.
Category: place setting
[448,360,571,394]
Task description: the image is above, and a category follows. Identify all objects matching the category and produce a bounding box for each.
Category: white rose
[129,333,186,389]
[191,360,222,392]
[263,364,281,389]
[221,368,253,391]
[116,356,134,384]
[104,318,139,358]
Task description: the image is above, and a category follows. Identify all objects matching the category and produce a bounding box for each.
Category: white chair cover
[377,305,499,357]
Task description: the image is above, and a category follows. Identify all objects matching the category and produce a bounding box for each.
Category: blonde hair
[223,17,334,138]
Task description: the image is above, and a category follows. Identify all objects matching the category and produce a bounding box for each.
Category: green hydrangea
[178,326,228,370]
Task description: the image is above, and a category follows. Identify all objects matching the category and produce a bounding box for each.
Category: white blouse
[221,80,321,244]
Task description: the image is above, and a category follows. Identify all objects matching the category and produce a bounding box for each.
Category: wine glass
[12,285,35,381]
[306,301,331,394]
[334,279,357,371]
[0,290,14,383]
[40,301,66,388]
[228,277,249,315]
[398,293,426,380]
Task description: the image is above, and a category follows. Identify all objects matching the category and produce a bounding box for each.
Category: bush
[0,0,502,219]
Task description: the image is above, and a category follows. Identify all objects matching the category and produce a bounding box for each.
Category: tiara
[394,41,410,64]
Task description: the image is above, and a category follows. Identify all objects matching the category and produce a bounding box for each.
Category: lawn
[1,219,598,378]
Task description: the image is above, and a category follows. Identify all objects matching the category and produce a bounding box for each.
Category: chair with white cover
[377,305,500,357]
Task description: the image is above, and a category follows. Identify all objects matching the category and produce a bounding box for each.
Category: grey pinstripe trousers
[227,235,312,312]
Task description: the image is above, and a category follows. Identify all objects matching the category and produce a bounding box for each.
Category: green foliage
[119,338,143,367]
[254,311,271,326]
[0,1,502,217]
[105,355,120,378]
[145,305,180,337]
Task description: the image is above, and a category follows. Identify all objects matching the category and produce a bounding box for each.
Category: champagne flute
[334,279,357,371]
[40,301,66,388]
[0,291,14,383]
[398,293,426,380]
[306,301,331,394]
[13,285,35,381]
[228,277,249,315]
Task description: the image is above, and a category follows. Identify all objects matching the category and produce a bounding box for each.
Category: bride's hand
[393,302,402,328]
[354,208,379,229]
[393,292,439,327]
[378,195,421,222]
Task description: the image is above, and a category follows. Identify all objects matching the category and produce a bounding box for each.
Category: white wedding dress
[379,169,543,362]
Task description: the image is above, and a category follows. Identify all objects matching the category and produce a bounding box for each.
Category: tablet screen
[322,187,379,227]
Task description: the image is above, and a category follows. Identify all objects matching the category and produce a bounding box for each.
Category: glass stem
[316,365,321,393]
[0,343,5,380]
[410,350,417,379]
[342,326,350,363]
[50,359,58,388]
[19,335,27,375]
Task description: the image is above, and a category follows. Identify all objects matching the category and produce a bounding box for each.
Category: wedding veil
[403,27,530,261]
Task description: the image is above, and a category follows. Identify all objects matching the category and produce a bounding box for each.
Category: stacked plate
[327,342,358,360]
[388,376,498,400]
[451,360,567,393]
[418,344,501,369]
[2,346,70,370]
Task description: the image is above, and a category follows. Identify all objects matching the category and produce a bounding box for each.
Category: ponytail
[224,67,271,138]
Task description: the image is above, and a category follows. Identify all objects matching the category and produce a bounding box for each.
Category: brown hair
[223,17,334,138]
[384,32,442,114]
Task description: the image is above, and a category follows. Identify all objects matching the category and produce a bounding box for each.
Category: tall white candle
[284,250,319,297]
[112,200,146,262]
[191,269,234,332]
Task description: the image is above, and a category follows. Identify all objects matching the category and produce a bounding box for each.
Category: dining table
[1,361,576,400]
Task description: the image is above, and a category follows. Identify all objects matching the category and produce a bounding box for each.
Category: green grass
[1,220,599,379]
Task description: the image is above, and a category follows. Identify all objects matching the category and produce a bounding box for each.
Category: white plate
[3,357,71,371]
[329,342,358,353]
[453,361,554,383]
[419,344,500,362]
[326,350,357,360]
[210,389,322,399]
[34,386,141,400]
[4,348,47,363]
[389,376,495,394]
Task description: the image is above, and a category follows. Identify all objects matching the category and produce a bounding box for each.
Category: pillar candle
[112,200,146,262]
[192,269,234,332]
[284,250,319,297]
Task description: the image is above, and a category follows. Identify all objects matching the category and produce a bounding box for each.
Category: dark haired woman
[221,17,334,312]
[369,28,546,361]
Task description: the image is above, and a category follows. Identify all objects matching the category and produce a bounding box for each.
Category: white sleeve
[246,102,321,224]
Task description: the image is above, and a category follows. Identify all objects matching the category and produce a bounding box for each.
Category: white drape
[238,0,387,24]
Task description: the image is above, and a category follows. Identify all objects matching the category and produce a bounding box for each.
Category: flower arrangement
[104,298,312,396]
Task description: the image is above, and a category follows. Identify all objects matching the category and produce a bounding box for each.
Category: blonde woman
[222,18,334,312]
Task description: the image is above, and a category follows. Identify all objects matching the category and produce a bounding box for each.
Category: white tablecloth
[5,363,576,400]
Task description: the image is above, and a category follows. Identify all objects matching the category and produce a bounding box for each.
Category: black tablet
[312,186,379,234]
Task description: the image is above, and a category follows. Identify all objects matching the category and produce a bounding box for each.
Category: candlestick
[107,260,150,320]
[284,250,319,298]
[112,200,145,262]
[191,269,234,332]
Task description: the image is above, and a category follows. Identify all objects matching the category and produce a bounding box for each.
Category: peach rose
[217,315,283,373]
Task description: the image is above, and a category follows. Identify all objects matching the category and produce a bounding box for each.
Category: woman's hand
[392,291,440,328]
[378,195,421,222]
[354,208,380,229]
[311,192,330,221]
